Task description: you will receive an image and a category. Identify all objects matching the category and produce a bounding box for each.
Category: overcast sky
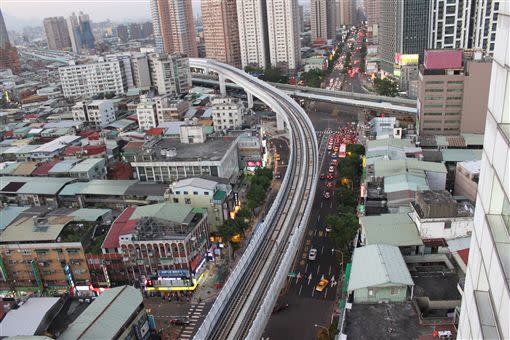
[1,0,310,31]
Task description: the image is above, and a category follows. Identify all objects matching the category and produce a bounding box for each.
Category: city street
[264,112,356,339]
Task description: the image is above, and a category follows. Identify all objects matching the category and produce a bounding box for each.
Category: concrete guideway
[189,59,319,340]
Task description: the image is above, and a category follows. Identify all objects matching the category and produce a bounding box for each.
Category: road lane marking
[305,263,308,272]
[321,246,324,255]
[317,265,320,274]
[330,201,333,208]
[311,289,315,297]
[328,265,332,275]
[299,285,303,296]
[320,201,323,208]
[324,288,328,298]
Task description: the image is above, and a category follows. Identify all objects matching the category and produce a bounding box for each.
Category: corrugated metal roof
[0,215,72,242]
[58,182,89,196]
[131,203,192,223]
[374,159,447,177]
[461,133,484,146]
[435,135,448,146]
[48,159,81,174]
[441,149,482,162]
[360,213,423,246]
[59,286,143,340]
[172,177,218,191]
[348,244,414,291]
[78,180,137,196]
[69,208,111,222]
[367,138,413,150]
[68,158,104,173]
[0,297,61,336]
[458,160,481,174]
[11,161,38,176]
[0,206,28,230]
[16,177,74,195]
[384,174,429,193]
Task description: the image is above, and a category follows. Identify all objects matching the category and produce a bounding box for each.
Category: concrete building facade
[136,96,158,131]
[201,0,241,68]
[43,17,71,51]
[266,0,301,71]
[237,0,269,69]
[151,0,198,57]
[155,95,190,123]
[311,0,328,42]
[72,100,116,128]
[457,4,509,338]
[211,96,245,132]
[148,53,191,96]
[58,60,126,98]
[418,49,492,135]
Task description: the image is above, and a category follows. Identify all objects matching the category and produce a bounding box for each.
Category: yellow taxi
[315,278,329,292]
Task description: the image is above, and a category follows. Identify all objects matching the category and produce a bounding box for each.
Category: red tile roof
[88,132,101,140]
[457,248,470,265]
[63,145,106,156]
[146,127,165,136]
[447,136,466,148]
[31,160,60,176]
[102,207,137,250]
[3,131,13,138]
[424,50,463,70]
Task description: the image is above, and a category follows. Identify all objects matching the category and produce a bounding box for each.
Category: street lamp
[314,324,330,337]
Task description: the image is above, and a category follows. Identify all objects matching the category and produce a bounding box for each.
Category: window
[193,191,199,195]
[368,289,374,296]
[390,287,399,295]
[447,96,462,100]
[185,198,191,204]
[444,221,452,229]
[173,198,179,203]
[204,192,209,196]
[183,191,188,195]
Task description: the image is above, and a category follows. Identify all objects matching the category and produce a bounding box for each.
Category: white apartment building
[148,53,191,95]
[457,3,509,339]
[72,100,115,128]
[237,0,268,69]
[429,0,500,53]
[155,95,190,123]
[58,60,126,98]
[211,96,245,132]
[136,96,157,131]
[266,0,301,71]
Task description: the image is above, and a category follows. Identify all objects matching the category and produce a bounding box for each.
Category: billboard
[395,53,419,66]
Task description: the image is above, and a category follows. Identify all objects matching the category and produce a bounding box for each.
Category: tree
[373,77,399,97]
[260,67,288,84]
[247,184,265,209]
[326,213,358,251]
[301,69,327,88]
[336,186,357,207]
[236,208,252,222]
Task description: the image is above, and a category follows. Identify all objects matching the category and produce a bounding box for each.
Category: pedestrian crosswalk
[179,302,206,339]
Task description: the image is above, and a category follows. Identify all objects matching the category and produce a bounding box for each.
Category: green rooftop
[360,213,423,247]
[213,190,226,201]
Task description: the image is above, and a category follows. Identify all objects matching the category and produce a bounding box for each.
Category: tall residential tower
[0,10,20,73]
[43,17,71,50]
[201,0,241,68]
[237,0,269,69]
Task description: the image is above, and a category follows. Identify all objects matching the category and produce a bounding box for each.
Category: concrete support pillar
[219,74,227,96]
[247,92,254,109]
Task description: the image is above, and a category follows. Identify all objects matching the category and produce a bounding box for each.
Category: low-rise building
[348,244,414,304]
[211,96,245,132]
[0,214,91,294]
[59,285,150,340]
[68,158,107,180]
[155,95,190,123]
[303,56,328,72]
[453,160,480,203]
[410,190,474,240]
[165,177,233,229]
[29,135,82,160]
[124,131,240,184]
[72,100,116,128]
[101,203,209,291]
[0,176,76,207]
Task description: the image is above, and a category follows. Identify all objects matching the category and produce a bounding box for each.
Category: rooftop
[30,135,81,154]
[0,176,75,195]
[77,180,138,196]
[383,173,429,193]
[0,206,29,230]
[413,190,474,218]
[374,159,447,178]
[360,213,423,247]
[458,160,481,175]
[59,286,143,340]
[0,214,74,243]
[68,158,104,173]
[440,149,482,162]
[345,303,435,340]
[172,177,218,191]
[348,244,414,291]
[0,297,61,337]
[126,136,236,162]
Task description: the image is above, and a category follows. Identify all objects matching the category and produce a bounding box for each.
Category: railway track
[189,59,318,340]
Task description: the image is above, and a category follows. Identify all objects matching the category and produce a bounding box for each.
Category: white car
[325,226,332,232]
[308,248,317,261]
